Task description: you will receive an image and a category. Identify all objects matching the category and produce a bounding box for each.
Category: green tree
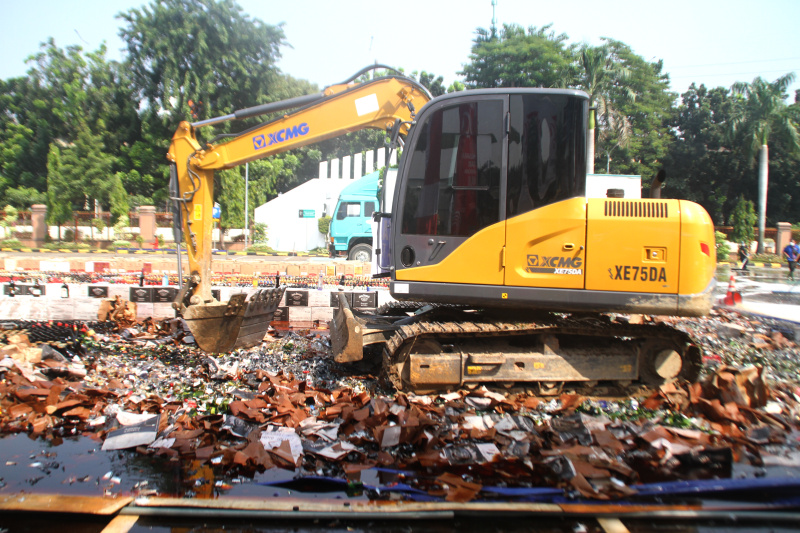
[318,215,331,235]
[117,0,293,210]
[413,71,447,97]
[1,205,19,241]
[730,195,756,244]
[252,222,268,244]
[217,168,245,233]
[3,186,46,208]
[119,0,286,126]
[45,144,72,239]
[577,44,634,174]
[460,24,577,89]
[1,39,139,201]
[109,172,130,224]
[447,81,466,93]
[60,123,119,212]
[1,76,56,192]
[0,116,40,191]
[92,217,107,242]
[715,230,731,261]
[598,40,675,181]
[665,84,746,222]
[729,73,800,252]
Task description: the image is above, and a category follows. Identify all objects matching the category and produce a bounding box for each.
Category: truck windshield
[336,201,361,220]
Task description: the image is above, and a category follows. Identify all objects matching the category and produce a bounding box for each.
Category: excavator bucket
[330,292,368,363]
[182,287,285,353]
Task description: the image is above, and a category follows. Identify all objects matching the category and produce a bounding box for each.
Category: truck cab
[328,170,380,262]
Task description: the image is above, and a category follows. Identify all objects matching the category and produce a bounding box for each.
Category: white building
[253,148,395,252]
[585,174,642,199]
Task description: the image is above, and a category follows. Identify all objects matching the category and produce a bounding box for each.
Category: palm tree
[598,99,633,173]
[730,73,799,253]
[577,45,634,174]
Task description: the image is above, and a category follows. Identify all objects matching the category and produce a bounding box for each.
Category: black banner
[273,306,289,321]
[88,286,109,298]
[129,287,153,303]
[4,284,31,296]
[329,291,352,307]
[286,290,309,307]
[152,287,178,303]
[351,292,378,309]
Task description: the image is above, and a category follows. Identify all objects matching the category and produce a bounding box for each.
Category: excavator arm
[166,66,431,353]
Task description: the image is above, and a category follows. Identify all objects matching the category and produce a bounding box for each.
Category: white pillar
[389,149,397,166]
[342,155,352,180]
[330,158,340,180]
[365,150,375,174]
[376,148,386,169]
[319,160,329,180]
[354,152,363,179]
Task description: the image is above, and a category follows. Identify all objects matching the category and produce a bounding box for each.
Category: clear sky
[2,0,799,99]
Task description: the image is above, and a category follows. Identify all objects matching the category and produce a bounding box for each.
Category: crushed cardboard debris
[0,307,798,502]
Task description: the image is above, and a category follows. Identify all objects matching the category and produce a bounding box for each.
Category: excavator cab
[333,88,716,393]
[385,88,715,315]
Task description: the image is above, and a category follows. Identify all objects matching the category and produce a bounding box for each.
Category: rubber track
[376,301,466,316]
[376,300,428,316]
[382,314,700,392]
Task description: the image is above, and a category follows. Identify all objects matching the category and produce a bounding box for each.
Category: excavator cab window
[401,98,504,237]
[506,94,587,217]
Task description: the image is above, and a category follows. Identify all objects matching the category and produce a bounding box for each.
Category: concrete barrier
[0,283,394,324]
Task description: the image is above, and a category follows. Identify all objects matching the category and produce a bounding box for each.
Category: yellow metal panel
[504,198,587,289]
[678,200,716,295]
[395,222,505,284]
[585,198,680,294]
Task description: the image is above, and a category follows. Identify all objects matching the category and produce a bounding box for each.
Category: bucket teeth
[183,287,285,353]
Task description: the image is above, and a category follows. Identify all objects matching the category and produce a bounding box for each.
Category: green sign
[299,209,315,218]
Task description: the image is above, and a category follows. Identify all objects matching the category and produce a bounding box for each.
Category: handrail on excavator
[190,64,412,129]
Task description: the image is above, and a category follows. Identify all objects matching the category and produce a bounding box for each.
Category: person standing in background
[738,242,750,271]
[783,239,799,281]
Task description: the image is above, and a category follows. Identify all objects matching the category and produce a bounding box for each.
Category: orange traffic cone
[723,273,742,306]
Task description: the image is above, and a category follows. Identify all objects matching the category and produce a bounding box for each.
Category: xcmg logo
[253,123,310,150]
[526,254,583,275]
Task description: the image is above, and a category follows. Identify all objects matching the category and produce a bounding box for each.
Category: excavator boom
[166,67,431,352]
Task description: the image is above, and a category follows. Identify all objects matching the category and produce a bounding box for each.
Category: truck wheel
[348,244,372,262]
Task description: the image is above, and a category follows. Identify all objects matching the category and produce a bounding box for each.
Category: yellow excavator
[168,65,717,393]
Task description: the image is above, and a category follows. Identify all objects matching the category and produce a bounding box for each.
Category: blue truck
[327,170,380,262]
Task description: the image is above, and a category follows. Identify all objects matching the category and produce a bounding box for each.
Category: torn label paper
[102,414,160,451]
